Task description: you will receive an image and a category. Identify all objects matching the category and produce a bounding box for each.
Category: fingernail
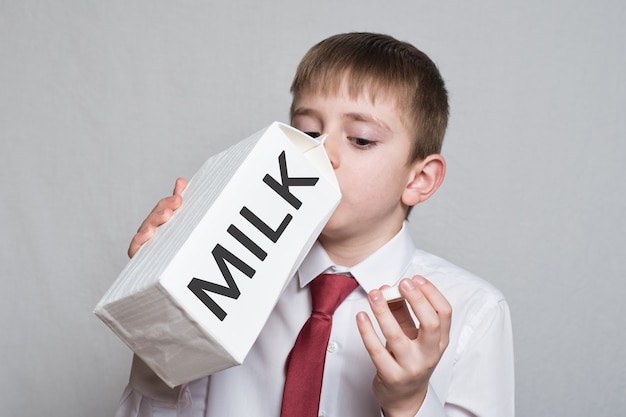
[369,289,383,304]
[356,311,368,323]
[400,278,415,291]
[413,275,426,285]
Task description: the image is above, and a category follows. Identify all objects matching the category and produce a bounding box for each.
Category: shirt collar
[297,222,416,293]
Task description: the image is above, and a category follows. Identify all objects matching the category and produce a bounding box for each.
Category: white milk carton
[95,122,340,387]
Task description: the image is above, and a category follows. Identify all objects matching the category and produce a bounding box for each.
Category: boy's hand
[356,275,451,417]
[127,177,187,258]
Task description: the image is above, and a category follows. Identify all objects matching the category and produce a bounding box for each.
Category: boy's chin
[319,217,363,243]
[319,220,347,242]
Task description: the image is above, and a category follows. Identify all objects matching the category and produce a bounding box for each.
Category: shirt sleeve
[377,385,445,417]
[443,298,515,417]
[114,355,209,417]
[414,386,447,417]
[410,298,513,417]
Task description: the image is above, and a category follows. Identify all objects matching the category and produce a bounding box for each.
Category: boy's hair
[290,32,449,163]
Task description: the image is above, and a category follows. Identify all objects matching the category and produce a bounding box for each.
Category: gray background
[1,1,624,416]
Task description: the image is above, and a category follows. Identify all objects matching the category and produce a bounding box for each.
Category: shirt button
[327,341,338,353]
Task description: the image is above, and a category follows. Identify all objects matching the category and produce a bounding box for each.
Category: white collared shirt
[116,223,514,417]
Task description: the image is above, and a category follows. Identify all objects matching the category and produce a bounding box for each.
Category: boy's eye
[349,137,376,148]
[305,132,321,138]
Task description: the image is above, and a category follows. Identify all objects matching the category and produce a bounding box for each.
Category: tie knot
[310,273,359,316]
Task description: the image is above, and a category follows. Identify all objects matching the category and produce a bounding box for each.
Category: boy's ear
[402,154,446,207]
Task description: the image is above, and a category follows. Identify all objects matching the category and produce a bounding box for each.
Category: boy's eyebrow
[293,107,391,132]
[291,107,317,118]
[344,112,391,132]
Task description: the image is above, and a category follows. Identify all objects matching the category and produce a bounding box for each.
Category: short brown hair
[290,32,449,162]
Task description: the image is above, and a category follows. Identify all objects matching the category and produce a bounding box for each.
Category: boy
[117,33,514,417]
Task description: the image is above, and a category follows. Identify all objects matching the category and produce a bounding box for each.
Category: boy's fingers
[402,276,452,353]
[388,299,419,340]
[127,204,174,258]
[367,287,416,360]
[127,225,155,258]
[146,205,176,229]
[356,311,398,373]
[173,177,188,196]
[147,192,184,228]
[127,178,187,259]
[358,278,452,391]
[147,178,186,231]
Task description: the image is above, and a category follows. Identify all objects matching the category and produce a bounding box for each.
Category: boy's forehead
[304,74,396,102]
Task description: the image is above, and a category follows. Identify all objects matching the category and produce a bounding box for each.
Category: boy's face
[291,86,420,256]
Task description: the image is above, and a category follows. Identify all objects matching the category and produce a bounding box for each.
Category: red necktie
[280,273,359,417]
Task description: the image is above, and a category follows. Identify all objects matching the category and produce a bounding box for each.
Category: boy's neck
[318,224,403,267]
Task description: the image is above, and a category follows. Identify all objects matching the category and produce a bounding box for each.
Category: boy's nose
[322,134,339,169]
